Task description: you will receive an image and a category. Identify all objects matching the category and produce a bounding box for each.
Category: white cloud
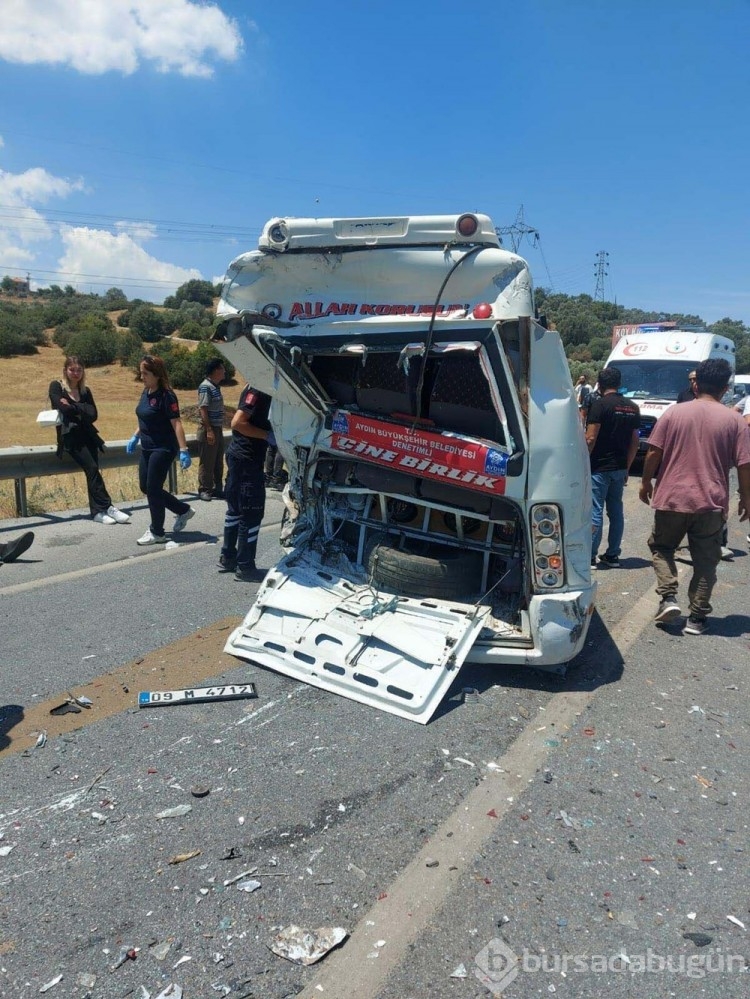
[0,166,84,206]
[0,165,84,269]
[0,0,243,77]
[57,226,203,301]
[0,149,202,301]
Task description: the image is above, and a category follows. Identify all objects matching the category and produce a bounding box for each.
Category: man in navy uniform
[219,385,275,582]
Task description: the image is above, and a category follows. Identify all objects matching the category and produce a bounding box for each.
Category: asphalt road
[1,485,749,999]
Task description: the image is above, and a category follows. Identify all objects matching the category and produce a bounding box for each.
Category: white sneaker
[137,530,167,546]
[107,505,131,524]
[93,512,116,525]
[172,507,195,534]
[720,546,734,561]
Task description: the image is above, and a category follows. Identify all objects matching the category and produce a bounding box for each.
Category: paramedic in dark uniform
[219,384,275,581]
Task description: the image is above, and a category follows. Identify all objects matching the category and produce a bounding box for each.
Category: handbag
[37,409,62,427]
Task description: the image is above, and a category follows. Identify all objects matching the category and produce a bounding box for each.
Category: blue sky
[1,0,748,325]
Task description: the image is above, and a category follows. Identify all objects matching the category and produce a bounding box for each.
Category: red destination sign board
[329,410,508,495]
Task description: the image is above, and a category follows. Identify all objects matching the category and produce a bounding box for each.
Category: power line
[0,206,261,245]
[0,262,199,290]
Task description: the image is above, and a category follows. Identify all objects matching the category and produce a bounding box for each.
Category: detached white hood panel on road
[224,553,490,723]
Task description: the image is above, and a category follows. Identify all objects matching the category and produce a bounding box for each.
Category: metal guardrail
[0,435,205,517]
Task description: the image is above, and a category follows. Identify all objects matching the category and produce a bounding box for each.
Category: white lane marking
[0,520,282,596]
[296,583,661,999]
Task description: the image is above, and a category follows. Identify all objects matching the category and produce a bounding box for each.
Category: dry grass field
[0,338,244,518]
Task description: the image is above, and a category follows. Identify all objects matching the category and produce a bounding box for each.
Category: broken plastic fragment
[156,804,192,819]
[236,879,261,892]
[223,867,258,886]
[154,987,183,999]
[450,964,468,978]
[150,941,171,961]
[110,945,136,970]
[269,925,348,965]
[683,932,712,947]
[727,915,746,930]
[172,955,192,969]
[50,700,81,716]
[39,974,63,993]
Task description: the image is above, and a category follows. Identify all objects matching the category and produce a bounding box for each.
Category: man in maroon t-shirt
[639,358,750,635]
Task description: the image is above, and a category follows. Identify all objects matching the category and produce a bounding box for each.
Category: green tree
[709,317,750,372]
[117,328,144,368]
[178,319,205,341]
[134,339,235,389]
[129,305,165,343]
[167,279,216,308]
[0,328,37,357]
[53,311,114,352]
[64,326,118,366]
[102,287,129,310]
[160,311,181,335]
[178,300,212,325]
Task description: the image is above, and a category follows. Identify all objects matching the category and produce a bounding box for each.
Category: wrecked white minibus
[213,213,595,722]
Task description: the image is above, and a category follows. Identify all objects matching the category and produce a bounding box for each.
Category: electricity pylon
[594,251,609,300]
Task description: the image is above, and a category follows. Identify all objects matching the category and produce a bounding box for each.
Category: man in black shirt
[585,366,641,568]
[219,385,275,581]
[676,370,698,403]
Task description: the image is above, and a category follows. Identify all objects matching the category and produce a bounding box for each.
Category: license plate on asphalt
[138,683,257,707]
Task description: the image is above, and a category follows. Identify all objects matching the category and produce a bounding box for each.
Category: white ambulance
[213,213,595,722]
[603,329,736,454]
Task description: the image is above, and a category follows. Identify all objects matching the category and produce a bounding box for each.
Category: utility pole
[594,251,609,300]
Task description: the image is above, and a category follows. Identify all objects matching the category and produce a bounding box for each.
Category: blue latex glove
[126,434,139,454]
[179,449,192,470]
[266,430,277,448]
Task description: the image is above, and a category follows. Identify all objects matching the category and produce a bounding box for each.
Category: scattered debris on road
[168,849,201,865]
[39,974,63,993]
[269,924,348,965]
[156,804,192,819]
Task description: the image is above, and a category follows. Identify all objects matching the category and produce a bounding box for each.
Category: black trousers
[222,452,266,572]
[65,439,112,516]
[138,448,189,536]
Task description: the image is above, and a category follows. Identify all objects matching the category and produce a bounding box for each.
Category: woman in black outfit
[49,356,130,525]
[127,355,194,545]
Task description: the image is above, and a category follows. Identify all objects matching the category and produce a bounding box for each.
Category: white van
[213,213,595,722]
[603,329,736,454]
